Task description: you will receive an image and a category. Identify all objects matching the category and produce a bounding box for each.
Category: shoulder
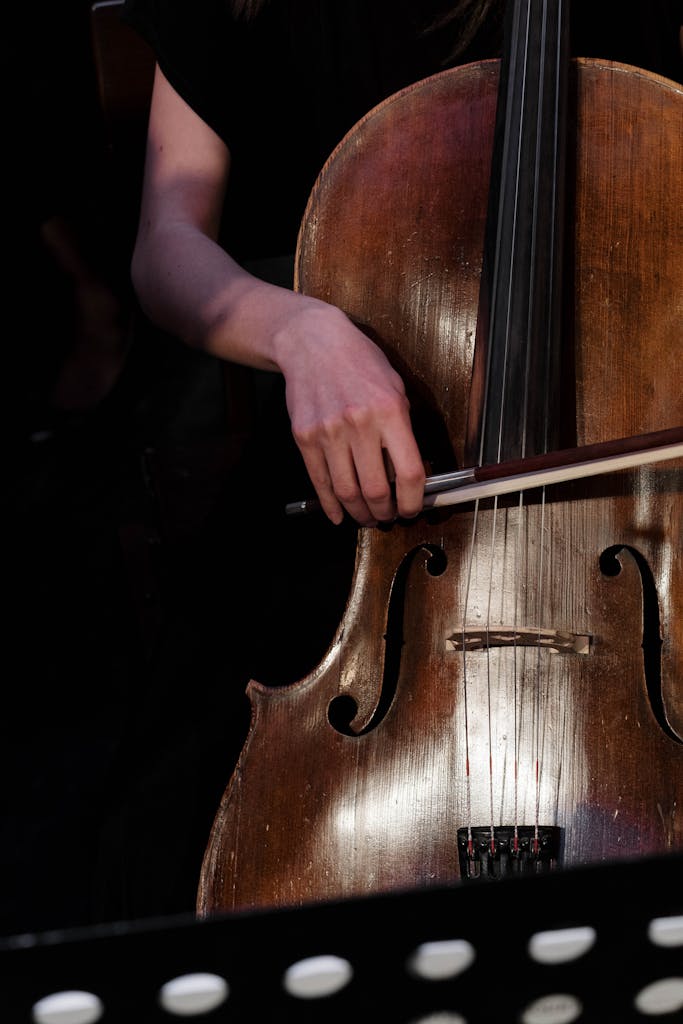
[121,0,237,60]
[121,0,257,146]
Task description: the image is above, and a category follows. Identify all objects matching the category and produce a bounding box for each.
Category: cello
[198,0,682,914]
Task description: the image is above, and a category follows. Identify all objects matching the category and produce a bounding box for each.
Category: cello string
[505,0,533,845]
[475,0,524,473]
[460,499,483,861]
[488,0,533,850]
[533,492,549,845]
[533,0,567,843]
[484,495,502,849]
[467,0,532,858]
[511,492,525,850]
[466,0,527,855]
[499,0,563,851]
[511,0,566,847]
[528,0,549,846]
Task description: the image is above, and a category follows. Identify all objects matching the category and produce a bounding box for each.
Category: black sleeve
[119,0,315,258]
[121,0,240,145]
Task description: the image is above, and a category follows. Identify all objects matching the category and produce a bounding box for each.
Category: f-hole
[600,543,680,744]
[328,543,447,736]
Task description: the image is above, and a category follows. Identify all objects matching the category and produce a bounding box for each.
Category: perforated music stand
[2,852,681,1023]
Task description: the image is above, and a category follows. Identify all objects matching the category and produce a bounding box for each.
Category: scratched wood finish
[198,60,682,914]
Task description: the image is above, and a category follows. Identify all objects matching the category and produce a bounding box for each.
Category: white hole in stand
[158,973,229,1016]
[648,916,683,948]
[31,991,104,1024]
[528,926,597,964]
[519,992,582,1024]
[409,1013,467,1024]
[634,977,683,1016]
[408,939,476,981]
[283,954,353,999]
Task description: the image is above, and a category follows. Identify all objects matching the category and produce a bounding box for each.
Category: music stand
[2,852,681,1023]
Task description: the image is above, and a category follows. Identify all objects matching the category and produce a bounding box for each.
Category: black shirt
[122,0,682,260]
[122,0,493,258]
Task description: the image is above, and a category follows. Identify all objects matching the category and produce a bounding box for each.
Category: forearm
[131,218,320,373]
[131,217,425,525]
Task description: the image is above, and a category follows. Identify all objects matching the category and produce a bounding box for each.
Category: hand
[274,297,426,526]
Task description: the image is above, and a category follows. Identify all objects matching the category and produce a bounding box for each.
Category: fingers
[300,444,375,527]
[386,449,426,521]
[334,434,395,525]
[377,418,426,520]
[297,399,426,527]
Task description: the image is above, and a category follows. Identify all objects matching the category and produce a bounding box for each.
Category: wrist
[270,294,348,375]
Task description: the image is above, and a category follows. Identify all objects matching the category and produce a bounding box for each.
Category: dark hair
[427,0,504,62]
[229,0,266,18]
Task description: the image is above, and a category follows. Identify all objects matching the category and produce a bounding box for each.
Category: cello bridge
[447,627,591,655]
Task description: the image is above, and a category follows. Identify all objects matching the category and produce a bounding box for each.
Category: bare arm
[131,65,425,525]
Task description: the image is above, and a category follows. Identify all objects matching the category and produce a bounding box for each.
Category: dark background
[2,0,355,937]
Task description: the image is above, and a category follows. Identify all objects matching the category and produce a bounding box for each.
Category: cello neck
[467,0,571,466]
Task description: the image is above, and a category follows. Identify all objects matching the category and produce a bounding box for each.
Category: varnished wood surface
[198,59,682,915]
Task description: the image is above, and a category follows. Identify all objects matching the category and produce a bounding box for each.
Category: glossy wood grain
[198,59,682,915]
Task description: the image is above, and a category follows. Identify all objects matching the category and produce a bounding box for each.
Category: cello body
[198,58,682,915]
